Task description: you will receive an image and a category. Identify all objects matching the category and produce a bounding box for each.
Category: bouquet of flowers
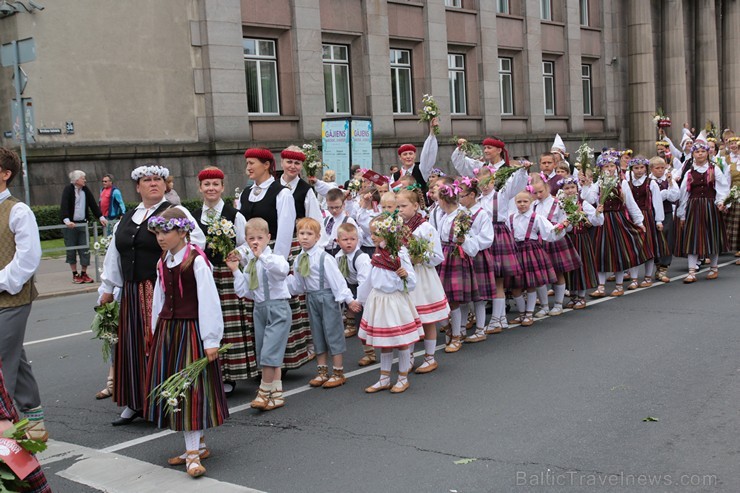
[598,174,620,205]
[576,140,595,177]
[91,235,112,256]
[406,232,434,265]
[653,108,671,128]
[347,178,362,196]
[452,209,472,257]
[556,189,587,228]
[373,212,410,258]
[149,344,232,417]
[418,94,440,135]
[206,217,237,259]
[91,301,120,362]
[301,142,323,177]
[723,185,740,209]
[493,162,524,192]
[452,136,483,160]
[0,419,47,492]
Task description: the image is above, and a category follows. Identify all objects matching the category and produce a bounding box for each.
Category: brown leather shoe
[414,356,438,374]
[309,366,329,387]
[706,268,719,280]
[365,371,392,393]
[358,349,377,366]
[168,448,210,466]
[322,369,346,389]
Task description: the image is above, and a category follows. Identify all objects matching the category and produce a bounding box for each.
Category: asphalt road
[23,256,740,492]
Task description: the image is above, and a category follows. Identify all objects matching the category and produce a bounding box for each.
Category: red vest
[157,251,199,320]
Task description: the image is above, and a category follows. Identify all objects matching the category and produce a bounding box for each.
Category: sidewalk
[35,257,101,300]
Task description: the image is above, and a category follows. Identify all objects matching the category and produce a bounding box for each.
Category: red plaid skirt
[511,239,557,289]
[491,222,523,278]
[544,235,581,274]
[565,230,599,291]
[472,247,497,299]
[439,242,479,303]
[726,201,740,251]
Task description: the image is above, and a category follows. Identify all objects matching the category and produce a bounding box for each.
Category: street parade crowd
[0,114,738,484]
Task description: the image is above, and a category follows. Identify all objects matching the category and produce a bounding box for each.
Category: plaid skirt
[144,318,229,431]
[472,247,497,299]
[675,198,728,257]
[439,242,479,303]
[544,235,581,274]
[511,239,557,289]
[725,201,740,251]
[565,230,599,291]
[213,263,259,381]
[491,222,524,279]
[593,210,649,272]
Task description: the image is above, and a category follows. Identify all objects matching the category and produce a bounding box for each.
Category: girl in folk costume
[589,152,649,298]
[435,183,481,353]
[396,189,450,374]
[145,209,228,478]
[676,141,730,282]
[426,176,454,230]
[237,148,312,372]
[626,156,669,289]
[353,171,385,255]
[358,216,423,394]
[531,176,582,316]
[100,165,205,426]
[455,178,495,343]
[508,191,568,327]
[648,156,680,282]
[195,167,257,395]
[722,135,740,262]
[559,177,603,309]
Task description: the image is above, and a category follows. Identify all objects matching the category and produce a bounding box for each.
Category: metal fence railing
[39,221,119,283]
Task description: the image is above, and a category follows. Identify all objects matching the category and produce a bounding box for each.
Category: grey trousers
[0,304,42,412]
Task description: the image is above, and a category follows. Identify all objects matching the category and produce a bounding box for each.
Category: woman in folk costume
[390,117,440,198]
[195,167,257,395]
[452,138,530,331]
[720,135,740,262]
[589,151,649,298]
[676,140,730,282]
[99,165,205,426]
[625,156,669,289]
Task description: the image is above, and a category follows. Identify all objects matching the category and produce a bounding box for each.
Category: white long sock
[513,295,525,313]
[380,351,393,373]
[536,285,549,310]
[120,406,137,419]
[424,339,436,356]
[688,254,698,268]
[598,272,607,285]
[615,271,624,284]
[408,342,415,356]
[474,301,487,329]
[526,291,538,312]
[553,283,566,304]
[450,308,462,336]
[644,259,655,278]
[459,303,470,334]
[709,253,719,267]
[493,298,506,320]
[397,349,411,374]
[629,266,639,280]
[184,430,200,452]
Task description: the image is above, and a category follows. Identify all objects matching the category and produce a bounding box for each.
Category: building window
[497,0,510,14]
[499,57,513,115]
[540,0,552,20]
[444,0,462,7]
[243,38,279,115]
[580,0,589,25]
[581,64,592,115]
[390,49,413,115]
[448,54,467,115]
[543,61,555,115]
[322,44,351,114]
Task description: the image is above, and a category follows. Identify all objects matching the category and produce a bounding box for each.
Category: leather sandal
[565,298,577,309]
[706,267,719,280]
[390,372,409,394]
[573,298,587,310]
[444,335,463,353]
[683,270,697,284]
[25,421,48,442]
[343,326,357,338]
[590,285,606,298]
[358,349,377,366]
[264,386,284,410]
[626,280,639,290]
[95,376,114,400]
[464,330,487,343]
[509,315,525,325]
[309,366,329,387]
[322,369,346,389]
[465,312,476,330]
[168,447,210,466]
[610,285,624,297]
[365,370,392,393]
[606,274,616,282]
[250,386,271,410]
[414,355,438,374]
[185,451,206,478]
[657,269,670,283]
[638,278,653,288]
[520,313,534,326]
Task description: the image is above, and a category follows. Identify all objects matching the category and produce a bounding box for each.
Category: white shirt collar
[202,199,225,212]
[245,245,272,261]
[281,175,300,190]
[254,176,275,189]
[166,244,188,265]
[515,209,533,219]
[136,197,167,211]
[631,175,647,185]
[0,189,10,203]
[302,243,322,256]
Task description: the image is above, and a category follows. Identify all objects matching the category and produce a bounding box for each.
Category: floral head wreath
[628,157,650,168]
[691,142,710,153]
[147,215,196,233]
[557,176,580,188]
[131,165,169,181]
[728,136,740,143]
[707,137,718,144]
[430,168,446,177]
[438,183,459,198]
[596,151,620,168]
[655,140,669,147]
[621,149,633,157]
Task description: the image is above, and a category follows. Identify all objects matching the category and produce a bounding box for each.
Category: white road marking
[24,330,92,346]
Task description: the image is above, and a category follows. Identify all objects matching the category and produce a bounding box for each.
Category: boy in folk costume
[0,147,47,442]
[648,156,680,282]
[323,188,361,257]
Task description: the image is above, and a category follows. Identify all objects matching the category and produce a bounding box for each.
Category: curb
[37,285,100,301]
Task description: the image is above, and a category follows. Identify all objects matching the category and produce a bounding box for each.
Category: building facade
[0,0,737,204]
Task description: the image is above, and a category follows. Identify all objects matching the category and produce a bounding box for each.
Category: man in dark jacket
[59,170,107,283]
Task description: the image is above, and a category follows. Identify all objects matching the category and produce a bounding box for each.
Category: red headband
[281,150,306,162]
[244,148,275,163]
[198,168,225,181]
[398,144,417,155]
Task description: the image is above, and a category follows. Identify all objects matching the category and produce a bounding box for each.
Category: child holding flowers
[145,208,228,479]
[396,189,450,374]
[357,213,423,393]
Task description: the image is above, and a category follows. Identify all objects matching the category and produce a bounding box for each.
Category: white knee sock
[526,291,537,313]
[615,271,624,284]
[493,298,505,320]
[424,339,436,356]
[380,351,393,373]
[474,301,487,329]
[184,430,200,452]
[644,259,655,277]
[688,254,698,268]
[513,295,525,313]
[598,272,607,285]
[553,283,566,305]
[408,342,415,356]
[629,266,639,280]
[459,303,470,334]
[397,349,411,374]
[709,253,719,267]
[536,285,549,310]
[450,308,462,336]
[120,406,137,419]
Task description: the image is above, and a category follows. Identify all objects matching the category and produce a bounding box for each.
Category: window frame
[444,0,462,7]
[322,43,352,115]
[540,0,552,21]
[496,0,510,14]
[542,60,555,116]
[581,63,592,116]
[498,57,514,116]
[243,37,280,115]
[390,48,413,115]
[448,53,467,115]
[580,0,589,25]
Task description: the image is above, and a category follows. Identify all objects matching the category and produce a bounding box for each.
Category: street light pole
[11,40,31,205]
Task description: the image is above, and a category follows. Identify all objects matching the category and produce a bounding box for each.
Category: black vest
[116,201,171,282]
[292,178,311,219]
[393,165,427,193]
[240,181,285,239]
[195,202,238,264]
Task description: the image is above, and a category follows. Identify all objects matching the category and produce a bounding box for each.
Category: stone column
[524,0,545,134]
[722,0,740,131]
[563,0,584,133]
[291,0,324,140]
[660,0,690,135]
[627,0,657,153]
[602,0,624,140]
[477,1,501,135]
[423,0,450,135]
[695,0,720,128]
[196,0,250,142]
[361,0,394,137]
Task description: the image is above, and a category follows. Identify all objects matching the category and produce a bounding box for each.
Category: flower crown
[691,142,710,153]
[557,176,579,187]
[131,165,169,181]
[430,168,446,177]
[596,151,620,167]
[147,216,196,233]
[628,157,650,168]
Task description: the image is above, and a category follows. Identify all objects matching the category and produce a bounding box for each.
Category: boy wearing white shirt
[288,218,361,389]
[227,218,291,412]
[323,188,361,256]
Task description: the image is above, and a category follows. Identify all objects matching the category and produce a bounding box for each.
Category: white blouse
[357,247,416,303]
[240,176,296,260]
[676,163,730,219]
[463,203,494,251]
[437,206,480,257]
[476,168,528,222]
[509,210,565,243]
[232,246,290,303]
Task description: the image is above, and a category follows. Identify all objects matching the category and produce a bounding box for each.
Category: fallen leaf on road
[643,416,659,422]
[453,458,477,465]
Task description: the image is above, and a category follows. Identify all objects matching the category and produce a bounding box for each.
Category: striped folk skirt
[213,263,259,381]
[543,235,582,274]
[408,264,450,324]
[358,290,424,349]
[511,239,557,289]
[114,280,153,411]
[593,210,649,272]
[640,207,670,260]
[724,200,740,251]
[491,222,524,279]
[144,318,229,431]
[675,198,728,257]
[565,230,599,291]
[439,242,479,303]
[472,247,497,300]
